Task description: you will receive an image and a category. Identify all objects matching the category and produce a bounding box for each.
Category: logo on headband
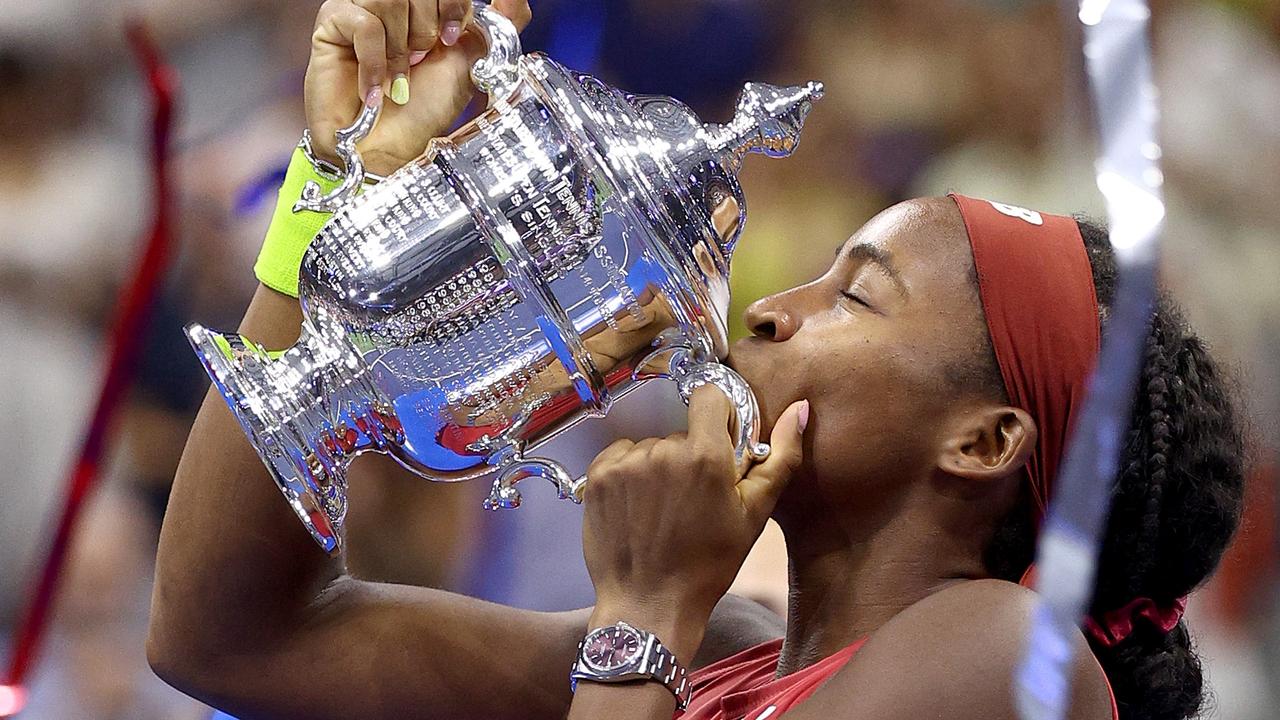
[989,201,1044,226]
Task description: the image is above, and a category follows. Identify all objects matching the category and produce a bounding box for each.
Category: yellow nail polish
[390,75,410,105]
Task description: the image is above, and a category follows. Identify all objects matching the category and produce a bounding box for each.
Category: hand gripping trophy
[186,1,823,553]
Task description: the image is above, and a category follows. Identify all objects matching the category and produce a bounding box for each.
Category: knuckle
[605,438,634,455]
[585,454,609,478]
[585,458,609,481]
[408,29,437,48]
[440,0,469,18]
[511,1,533,26]
[351,12,377,33]
[647,441,675,465]
[689,448,719,476]
[588,463,624,495]
[618,450,647,474]
[316,0,339,20]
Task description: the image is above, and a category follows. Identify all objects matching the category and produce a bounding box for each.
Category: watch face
[582,626,643,671]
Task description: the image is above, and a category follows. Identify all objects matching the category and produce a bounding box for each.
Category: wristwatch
[570,621,692,710]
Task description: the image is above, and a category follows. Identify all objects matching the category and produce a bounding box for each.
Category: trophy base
[184,314,376,555]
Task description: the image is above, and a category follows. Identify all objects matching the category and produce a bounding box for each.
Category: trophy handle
[635,341,772,477]
[483,448,585,511]
[294,0,522,213]
[479,335,770,511]
[470,1,522,101]
[466,408,584,510]
[294,94,383,214]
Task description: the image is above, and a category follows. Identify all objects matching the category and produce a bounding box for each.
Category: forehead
[839,197,975,298]
[843,197,965,257]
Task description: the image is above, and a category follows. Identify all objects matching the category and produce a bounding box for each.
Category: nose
[744,293,801,342]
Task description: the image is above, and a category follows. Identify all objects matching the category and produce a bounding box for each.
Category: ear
[936,406,1037,483]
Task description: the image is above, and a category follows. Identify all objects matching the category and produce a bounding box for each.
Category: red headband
[948,193,1101,517]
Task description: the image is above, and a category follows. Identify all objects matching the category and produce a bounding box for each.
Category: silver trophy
[186,1,822,553]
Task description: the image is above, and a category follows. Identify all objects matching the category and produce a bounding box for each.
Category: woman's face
[727,197,997,518]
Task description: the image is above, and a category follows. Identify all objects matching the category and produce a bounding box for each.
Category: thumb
[736,400,809,524]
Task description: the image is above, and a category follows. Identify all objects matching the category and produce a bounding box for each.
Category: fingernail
[796,400,810,434]
[409,50,428,66]
[365,84,383,108]
[441,21,464,46]
[390,75,410,105]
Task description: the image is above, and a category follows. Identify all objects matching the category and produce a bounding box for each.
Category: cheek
[801,335,949,479]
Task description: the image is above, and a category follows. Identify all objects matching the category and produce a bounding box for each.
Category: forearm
[149,285,341,669]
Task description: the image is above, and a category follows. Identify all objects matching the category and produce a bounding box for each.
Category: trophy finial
[706,80,824,170]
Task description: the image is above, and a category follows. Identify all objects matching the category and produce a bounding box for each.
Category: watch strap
[640,635,691,710]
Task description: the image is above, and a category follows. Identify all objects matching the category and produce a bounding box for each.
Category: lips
[726,337,769,408]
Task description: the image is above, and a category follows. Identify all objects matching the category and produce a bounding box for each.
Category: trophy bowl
[186,1,822,553]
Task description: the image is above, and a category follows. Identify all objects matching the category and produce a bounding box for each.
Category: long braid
[1132,316,1174,582]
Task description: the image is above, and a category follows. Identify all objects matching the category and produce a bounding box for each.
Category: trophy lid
[517,56,825,357]
[598,78,824,262]
[704,81,826,171]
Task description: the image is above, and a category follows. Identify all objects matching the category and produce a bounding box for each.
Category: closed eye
[841,290,871,308]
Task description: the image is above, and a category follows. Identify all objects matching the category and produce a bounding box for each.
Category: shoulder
[791,580,1114,720]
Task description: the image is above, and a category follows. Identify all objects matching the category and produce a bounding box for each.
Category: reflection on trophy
[185,1,823,553]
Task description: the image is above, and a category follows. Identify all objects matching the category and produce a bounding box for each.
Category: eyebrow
[842,243,908,295]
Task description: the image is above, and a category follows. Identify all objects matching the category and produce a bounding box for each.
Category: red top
[679,636,1119,720]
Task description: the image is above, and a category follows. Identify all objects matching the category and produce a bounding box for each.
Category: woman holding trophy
[148,2,1245,720]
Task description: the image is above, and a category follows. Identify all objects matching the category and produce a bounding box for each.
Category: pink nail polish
[365,85,383,108]
[797,400,810,434]
[441,21,464,46]
[409,50,428,66]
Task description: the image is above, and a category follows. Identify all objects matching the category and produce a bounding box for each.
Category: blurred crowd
[1,0,1277,718]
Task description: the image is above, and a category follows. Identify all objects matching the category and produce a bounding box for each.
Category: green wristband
[253,146,342,298]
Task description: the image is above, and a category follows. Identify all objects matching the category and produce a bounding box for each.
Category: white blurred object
[0,136,144,288]
[0,0,96,54]
[0,0,285,56]
[0,134,144,622]
[1157,1,1280,219]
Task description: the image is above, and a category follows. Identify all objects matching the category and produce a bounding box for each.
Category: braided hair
[981,219,1247,720]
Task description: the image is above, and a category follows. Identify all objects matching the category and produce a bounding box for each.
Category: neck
[772,485,993,677]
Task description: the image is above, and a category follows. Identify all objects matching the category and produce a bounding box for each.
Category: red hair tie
[1083,596,1189,647]
[1020,561,1188,646]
